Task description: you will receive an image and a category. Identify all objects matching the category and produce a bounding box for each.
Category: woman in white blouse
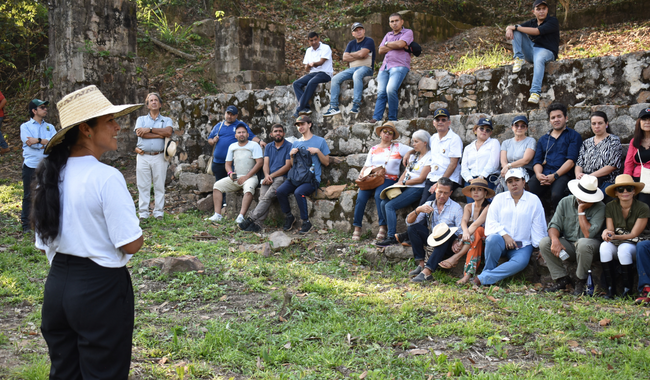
[461,117,501,201]
[353,122,411,241]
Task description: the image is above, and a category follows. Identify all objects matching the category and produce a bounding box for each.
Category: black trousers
[21,164,36,231]
[527,173,572,210]
[407,222,455,271]
[41,254,134,380]
[211,161,228,206]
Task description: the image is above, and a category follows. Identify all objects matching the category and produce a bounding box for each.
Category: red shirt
[0,91,5,118]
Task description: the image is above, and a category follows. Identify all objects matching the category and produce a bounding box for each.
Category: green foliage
[445,45,511,74]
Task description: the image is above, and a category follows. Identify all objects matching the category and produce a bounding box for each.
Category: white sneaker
[236,214,245,224]
[512,57,525,73]
[206,213,223,222]
[528,93,540,104]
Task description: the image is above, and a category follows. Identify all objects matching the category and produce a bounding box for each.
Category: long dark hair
[31,119,96,243]
[633,118,645,149]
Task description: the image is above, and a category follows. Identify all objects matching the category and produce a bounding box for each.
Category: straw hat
[379,184,407,200]
[462,177,495,199]
[567,174,604,203]
[164,137,177,162]
[605,174,645,198]
[427,222,458,247]
[375,121,400,139]
[45,85,143,154]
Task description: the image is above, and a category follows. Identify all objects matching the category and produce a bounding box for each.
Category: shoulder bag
[355,144,394,191]
[636,150,650,194]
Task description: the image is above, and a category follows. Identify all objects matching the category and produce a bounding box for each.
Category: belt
[142,151,163,156]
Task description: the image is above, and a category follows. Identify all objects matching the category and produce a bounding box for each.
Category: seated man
[292,32,333,117]
[473,168,548,286]
[505,0,560,104]
[276,115,330,234]
[323,22,375,117]
[206,125,263,223]
[406,177,463,283]
[540,175,605,295]
[239,124,292,232]
[528,103,581,211]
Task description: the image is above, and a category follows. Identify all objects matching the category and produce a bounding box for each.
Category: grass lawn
[1,178,649,379]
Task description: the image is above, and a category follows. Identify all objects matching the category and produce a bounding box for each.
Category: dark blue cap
[533,0,548,7]
[226,105,238,115]
[511,115,529,126]
[433,108,450,119]
[477,117,493,129]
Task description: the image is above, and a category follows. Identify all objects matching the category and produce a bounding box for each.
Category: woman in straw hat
[438,178,494,284]
[600,174,649,299]
[352,121,410,241]
[31,85,144,379]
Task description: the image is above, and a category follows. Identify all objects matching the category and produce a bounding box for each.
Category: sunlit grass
[445,46,512,74]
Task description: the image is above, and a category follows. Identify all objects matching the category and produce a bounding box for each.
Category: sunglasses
[381,129,394,135]
[478,126,492,132]
[38,105,48,110]
[616,185,635,193]
[434,118,449,123]
[513,124,528,129]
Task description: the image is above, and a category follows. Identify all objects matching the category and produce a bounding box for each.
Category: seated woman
[461,117,501,201]
[624,107,650,207]
[353,121,410,241]
[438,178,494,284]
[500,115,536,182]
[376,129,432,247]
[600,174,649,299]
[575,111,622,200]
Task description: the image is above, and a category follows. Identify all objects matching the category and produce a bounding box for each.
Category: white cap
[504,167,526,180]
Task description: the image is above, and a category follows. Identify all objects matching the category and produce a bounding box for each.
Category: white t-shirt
[303,42,333,77]
[35,156,142,268]
[428,130,463,184]
[363,143,411,180]
[404,151,432,188]
[225,140,263,176]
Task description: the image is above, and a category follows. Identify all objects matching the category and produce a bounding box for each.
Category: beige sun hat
[605,174,645,198]
[427,222,458,247]
[45,85,143,154]
[379,184,408,200]
[374,121,400,139]
[461,177,496,199]
[567,174,604,203]
[164,137,177,162]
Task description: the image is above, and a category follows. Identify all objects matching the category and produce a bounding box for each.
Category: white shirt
[36,156,142,268]
[303,42,333,77]
[364,143,411,178]
[226,140,263,176]
[403,151,432,188]
[428,129,463,184]
[461,137,501,182]
[485,190,547,248]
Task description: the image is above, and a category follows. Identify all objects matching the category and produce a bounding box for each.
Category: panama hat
[379,184,407,200]
[164,137,177,162]
[45,85,143,154]
[462,177,495,199]
[567,174,604,203]
[427,222,458,247]
[375,121,400,139]
[605,174,645,198]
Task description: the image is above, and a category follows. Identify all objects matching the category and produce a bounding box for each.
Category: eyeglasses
[616,186,635,193]
[513,124,527,129]
[478,127,492,132]
[381,129,394,135]
[434,118,449,123]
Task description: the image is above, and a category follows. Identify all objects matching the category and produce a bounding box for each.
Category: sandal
[352,230,361,241]
[438,257,459,269]
[376,226,387,241]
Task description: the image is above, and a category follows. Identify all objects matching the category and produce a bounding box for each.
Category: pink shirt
[623,138,650,177]
[379,28,413,71]
[0,91,5,118]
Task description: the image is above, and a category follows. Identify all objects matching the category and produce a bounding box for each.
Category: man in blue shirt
[323,22,375,117]
[207,105,265,207]
[528,103,582,210]
[240,124,293,232]
[20,99,57,232]
[134,93,174,219]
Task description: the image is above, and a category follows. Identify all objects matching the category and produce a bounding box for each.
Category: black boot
[601,261,617,299]
[620,264,635,299]
[542,276,572,292]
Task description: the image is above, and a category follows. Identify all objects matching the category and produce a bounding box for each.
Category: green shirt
[548,195,605,242]
[605,198,650,232]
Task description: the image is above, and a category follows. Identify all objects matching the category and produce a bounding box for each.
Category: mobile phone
[515,241,523,248]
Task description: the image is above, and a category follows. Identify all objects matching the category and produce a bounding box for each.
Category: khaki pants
[137,153,167,218]
[249,177,286,224]
[539,237,599,280]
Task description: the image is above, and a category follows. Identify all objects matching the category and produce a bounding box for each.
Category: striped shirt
[576,134,622,184]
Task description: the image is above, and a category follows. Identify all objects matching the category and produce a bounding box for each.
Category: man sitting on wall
[292,32,333,117]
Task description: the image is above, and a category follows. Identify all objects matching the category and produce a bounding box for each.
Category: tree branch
[149,35,197,60]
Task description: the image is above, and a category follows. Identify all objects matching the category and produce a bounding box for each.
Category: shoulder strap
[382,144,395,167]
[638,149,644,165]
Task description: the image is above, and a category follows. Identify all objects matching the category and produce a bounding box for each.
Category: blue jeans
[276,181,317,221]
[381,186,421,237]
[477,234,533,285]
[329,66,373,108]
[512,31,555,95]
[636,241,650,291]
[0,117,7,149]
[373,66,409,121]
[353,179,396,228]
[293,72,331,111]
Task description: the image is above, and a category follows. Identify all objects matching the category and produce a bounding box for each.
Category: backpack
[288,147,317,188]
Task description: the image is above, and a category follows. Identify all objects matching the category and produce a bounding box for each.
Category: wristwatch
[514,25,519,31]
[150,127,153,133]
[553,172,559,180]
[38,138,42,144]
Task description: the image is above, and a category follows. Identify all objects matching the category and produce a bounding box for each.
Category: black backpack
[288,147,317,188]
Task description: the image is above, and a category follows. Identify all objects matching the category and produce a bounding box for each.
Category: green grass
[445,46,512,74]
[1,179,650,379]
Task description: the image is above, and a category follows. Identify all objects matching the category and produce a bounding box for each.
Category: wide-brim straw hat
[379,184,407,200]
[605,174,645,198]
[567,174,604,203]
[164,137,177,162]
[45,85,143,154]
[375,121,400,139]
[462,177,495,199]
[427,222,458,247]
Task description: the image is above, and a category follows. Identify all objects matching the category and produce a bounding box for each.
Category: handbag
[637,151,650,194]
[206,121,225,175]
[355,144,394,191]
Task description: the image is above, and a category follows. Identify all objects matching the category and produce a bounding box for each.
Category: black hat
[533,0,548,7]
[639,107,650,119]
[404,42,422,57]
[351,22,364,31]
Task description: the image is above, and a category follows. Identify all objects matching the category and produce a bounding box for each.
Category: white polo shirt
[303,42,333,77]
[428,129,463,184]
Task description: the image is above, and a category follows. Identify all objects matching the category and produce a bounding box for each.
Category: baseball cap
[433,108,450,119]
[511,115,529,126]
[351,22,364,31]
[477,117,493,129]
[294,115,312,125]
[225,105,238,114]
[639,107,650,119]
[533,0,548,7]
[505,167,526,180]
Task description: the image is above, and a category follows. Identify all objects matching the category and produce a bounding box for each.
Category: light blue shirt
[21,118,57,168]
[406,198,463,237]
[134,113,173,152]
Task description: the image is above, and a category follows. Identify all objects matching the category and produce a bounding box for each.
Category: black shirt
[520,16,560,59]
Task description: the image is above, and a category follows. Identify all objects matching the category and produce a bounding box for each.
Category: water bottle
[559,250,569,261]
[586,270,594,296]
